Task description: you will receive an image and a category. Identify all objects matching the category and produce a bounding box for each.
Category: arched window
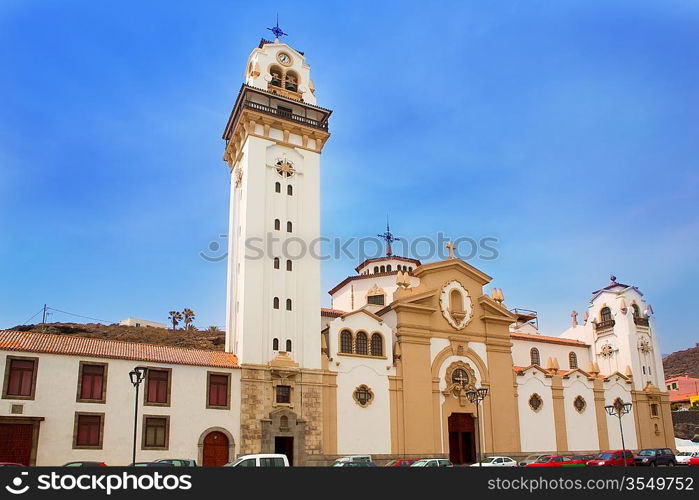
[530,348,540,366]
[286,299,292,311]
[569,352,578,369]
[373,266,379,274]
[642,366,646,375]
[269,65,283,87]
[632,304,641,318]
[285,70,299,92]
[370,333,383,357]
[274,257,280,269]
[286,260,292,271]
[273,297,280,309]
[287,185,293,196]
[287,221,292,233]
[274,219,280,231]
[356,332,368,355]
[286,339,292,352]
[273,338,279,350]
[275,182,281,193]
[380,265,386,273]
[340,330,352,353]
[408,267,413,272]
[280,415,289,430]
[600,307,612,322]
[386,265,392,272]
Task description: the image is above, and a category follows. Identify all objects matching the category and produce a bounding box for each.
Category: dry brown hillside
[8,322,226,351]
[662,344,699,379]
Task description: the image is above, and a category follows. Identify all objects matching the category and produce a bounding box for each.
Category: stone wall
[672,411,699,441]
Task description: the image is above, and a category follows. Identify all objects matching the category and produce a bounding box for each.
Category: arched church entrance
[202,430,230,466]
[448,413,475,465]
[261,408,305,466]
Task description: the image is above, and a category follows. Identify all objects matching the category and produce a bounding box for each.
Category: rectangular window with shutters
[73,412,104,449]
[207,372,230,409]
[144,368,171,406]
[142,415,169,450]
[76,362,107,403]
[2,356,38,400]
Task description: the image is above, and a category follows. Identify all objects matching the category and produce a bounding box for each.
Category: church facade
[222,36,674,465]
[0,33,674,466]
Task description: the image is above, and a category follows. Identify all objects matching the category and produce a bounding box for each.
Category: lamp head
[477,387,489,400]
[129,366,148,386]
[465,390,477,404]
[604,404,615,416]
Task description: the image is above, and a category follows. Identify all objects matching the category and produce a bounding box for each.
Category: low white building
[119,318,168,329]
[0,331,240,466]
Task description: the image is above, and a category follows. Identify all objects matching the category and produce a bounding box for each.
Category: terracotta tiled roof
[321,307,346,318]
[510,332,589,347]
[0,330,238,369]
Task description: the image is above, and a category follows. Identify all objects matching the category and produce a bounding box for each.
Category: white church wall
[516,371,557,453]
[0,351,241,466]
[330,274,419,312]
[562,376,598,451]
[511,339,590,372]
[335,363,392,454]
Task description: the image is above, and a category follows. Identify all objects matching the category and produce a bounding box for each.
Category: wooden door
[0,424,33,465]
[202,431,229,466]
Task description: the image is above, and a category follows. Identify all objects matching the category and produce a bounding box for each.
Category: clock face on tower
[277,52,292,66]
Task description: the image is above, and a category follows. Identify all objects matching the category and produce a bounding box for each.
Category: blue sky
[1,1,697,353]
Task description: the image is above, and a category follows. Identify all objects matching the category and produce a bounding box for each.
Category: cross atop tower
[377,219,401,257]
[267,15,288,41]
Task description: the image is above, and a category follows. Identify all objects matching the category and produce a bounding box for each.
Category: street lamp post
[604,400,633,467]
[465,387,489,467]
[128,366,148,465]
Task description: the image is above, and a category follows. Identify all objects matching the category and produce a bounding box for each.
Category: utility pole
[41,304,47,331]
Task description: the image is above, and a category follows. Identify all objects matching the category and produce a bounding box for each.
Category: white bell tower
[222,33,331,369]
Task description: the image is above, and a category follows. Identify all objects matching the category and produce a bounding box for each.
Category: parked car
[331,455,373,466]
[565,454,596,467]
[518,454,550,467]
[154,459,197,467]
[332,460,376,467]
[470,456,518,467]
[384,458,421,467]
[224,454,289,467]
[526,456,573,467]
[0,463,26,467]
[676,451,699,465]
[634,448,676,467]
[688,456,699,467]
[410,458,453,467]
[128,462,174,467]
[587,450,634,466]
[63,461,108,467]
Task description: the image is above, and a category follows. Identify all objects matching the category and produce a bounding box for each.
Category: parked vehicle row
[14,448,699,467]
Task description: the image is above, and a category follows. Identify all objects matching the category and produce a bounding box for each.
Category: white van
[224,454,290,467]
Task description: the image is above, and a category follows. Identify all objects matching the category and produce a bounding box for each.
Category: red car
[688,457,699,467]
[566,454,596,466]
[587,450,634,466]
[526,456,572,467]
[384,458,421,467]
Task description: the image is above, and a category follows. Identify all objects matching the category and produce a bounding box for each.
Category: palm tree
[168,310,183,332]
[182,308,196,330]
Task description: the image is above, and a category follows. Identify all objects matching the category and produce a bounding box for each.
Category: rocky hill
[662,344,699,379]
[8,322,226,351]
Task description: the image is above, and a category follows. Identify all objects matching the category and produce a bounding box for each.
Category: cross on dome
[267,15,288,40]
